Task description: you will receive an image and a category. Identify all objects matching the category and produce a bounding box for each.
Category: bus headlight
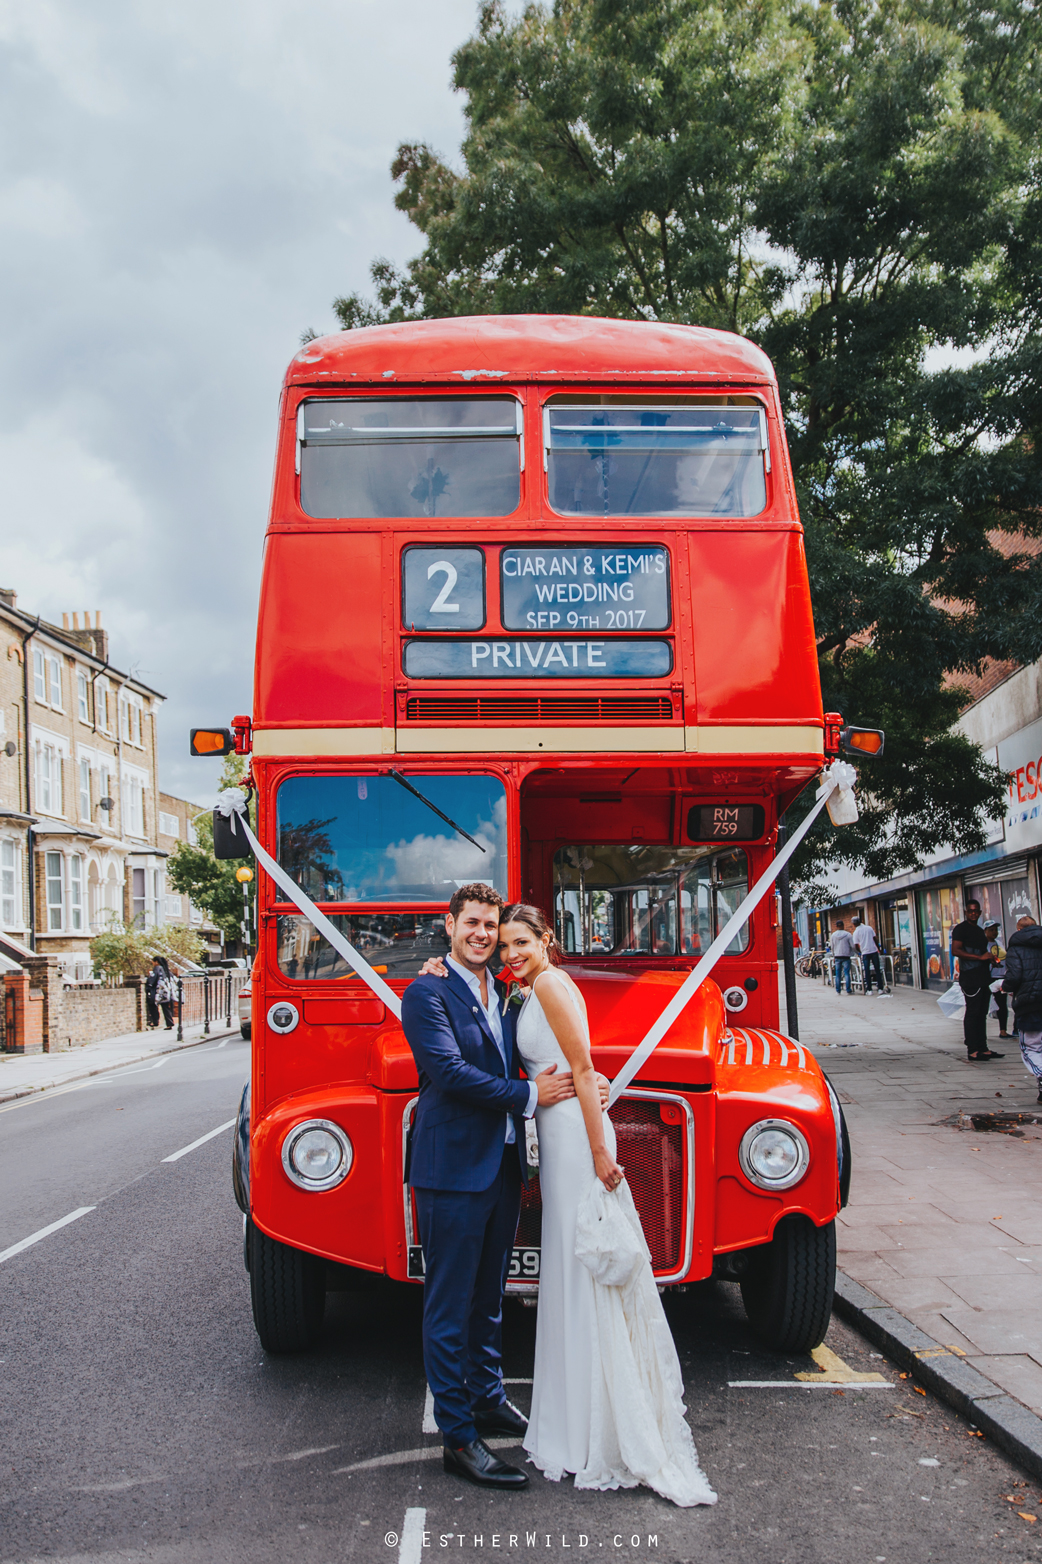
[738,1119,810,1191]
[281,1119,353,1191]
[267,1001,299,1034]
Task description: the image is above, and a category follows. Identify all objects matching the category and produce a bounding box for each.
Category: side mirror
[213,803,252,860]
[191,728,235,757]
[840,726,885,758]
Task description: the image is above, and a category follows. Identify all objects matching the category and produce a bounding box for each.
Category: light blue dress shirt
[446,956,538,1142]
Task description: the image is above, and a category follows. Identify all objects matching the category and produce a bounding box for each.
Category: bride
[499,902,717,1508]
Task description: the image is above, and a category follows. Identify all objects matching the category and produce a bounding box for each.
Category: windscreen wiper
[389,770,487,853]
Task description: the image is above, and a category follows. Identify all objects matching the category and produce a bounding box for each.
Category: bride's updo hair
[499,903,564,967]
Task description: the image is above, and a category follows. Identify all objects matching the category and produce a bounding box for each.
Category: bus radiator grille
[515,1099,684,1274]
[402,695,675,724]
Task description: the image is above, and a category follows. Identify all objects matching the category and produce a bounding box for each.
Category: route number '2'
[427,560,459,613]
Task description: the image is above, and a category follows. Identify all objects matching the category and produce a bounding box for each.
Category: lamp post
[236,865,253,964]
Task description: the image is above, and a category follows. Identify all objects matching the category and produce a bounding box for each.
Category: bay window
[46,852,64,931]
[70,854,83,931]
[1,839,19,927]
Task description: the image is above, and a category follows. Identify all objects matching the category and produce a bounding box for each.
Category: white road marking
[399,1508,427,1564]
[279,1445,339,1461]
[729,1380,895,1389]
[161,1119,236,1163]
[0,1081,93,1114]
[334,1439,513,1474]
[0,1206,95,1265]
[504,1377,533,1385]
[72,1475,166,1493]
[94,1058,170,1081]
[217,1039,229,1049]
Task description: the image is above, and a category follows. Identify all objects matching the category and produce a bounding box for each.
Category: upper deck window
[298,397,522,519]
[545,400,769,518]
[275,772,507,902]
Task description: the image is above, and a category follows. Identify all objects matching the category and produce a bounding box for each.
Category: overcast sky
[0,0,495,804]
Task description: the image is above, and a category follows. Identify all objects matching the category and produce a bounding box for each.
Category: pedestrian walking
[951,900,1002,1061]
[852,916,888,996]
[1002,914,1042,1103]
[145,957,162,1029]
[983,922,1014,1040]
[153,957,176,1031]
[829,919,853,995]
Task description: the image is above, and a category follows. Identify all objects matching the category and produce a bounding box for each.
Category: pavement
[1,1036,1035,1563]
[795,969,1042,1454]
[0,1016,241,1103]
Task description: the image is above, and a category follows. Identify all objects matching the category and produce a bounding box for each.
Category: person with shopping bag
[1002,914,1042,1104]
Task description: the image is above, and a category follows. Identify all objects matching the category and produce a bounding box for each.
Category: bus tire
[739,1215,835,1353]
[247,1220,325,1352]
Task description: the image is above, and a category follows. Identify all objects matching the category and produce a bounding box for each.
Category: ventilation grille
[516,1098,684,1274]
[403,694,675,724]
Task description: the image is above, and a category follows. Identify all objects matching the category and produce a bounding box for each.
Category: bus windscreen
[546,402,768,518]
[275,773,508,902]
[298,397,522,519]
[277,912,450,982]
[553,843,749,958]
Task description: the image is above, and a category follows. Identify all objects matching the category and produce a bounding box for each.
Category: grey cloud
[0,0,484,803]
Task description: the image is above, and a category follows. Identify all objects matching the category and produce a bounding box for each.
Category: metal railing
[174,971,249,1040]
[819,952,896,992]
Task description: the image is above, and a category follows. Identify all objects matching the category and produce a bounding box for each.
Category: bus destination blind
[403,638,673,679]
[402,546,485,631]
[687,804,766,842]
[500,546,670,631]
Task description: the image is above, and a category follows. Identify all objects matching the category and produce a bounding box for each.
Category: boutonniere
[498,973,529,1017]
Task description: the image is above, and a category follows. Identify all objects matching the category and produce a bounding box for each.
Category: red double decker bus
[211,314,847,1358]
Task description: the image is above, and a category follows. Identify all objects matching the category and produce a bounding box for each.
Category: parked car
[238,980,251,1040]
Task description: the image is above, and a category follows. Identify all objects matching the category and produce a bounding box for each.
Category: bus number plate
[688,804,765,842]
[409,1245,540,1281]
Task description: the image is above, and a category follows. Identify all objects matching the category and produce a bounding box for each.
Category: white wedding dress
[516,979,717,1508]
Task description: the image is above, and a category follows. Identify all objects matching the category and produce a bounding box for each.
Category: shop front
[915,882,963,990]
[879,895,917,986]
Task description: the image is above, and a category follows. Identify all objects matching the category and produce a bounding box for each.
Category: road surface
[0,1038,1037,1563]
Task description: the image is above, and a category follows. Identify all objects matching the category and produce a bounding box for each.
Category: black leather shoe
[474,1400,528,1438]
[443,1438,529,1489]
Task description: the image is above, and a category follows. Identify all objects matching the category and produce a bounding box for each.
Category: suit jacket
[401,968,530,1192]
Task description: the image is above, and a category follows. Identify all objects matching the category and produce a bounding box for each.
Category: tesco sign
[997,716,1042,851]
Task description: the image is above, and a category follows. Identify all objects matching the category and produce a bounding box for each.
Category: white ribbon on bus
[215,759,856,1091]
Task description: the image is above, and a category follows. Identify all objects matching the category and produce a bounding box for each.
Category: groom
[401,883,577,1490]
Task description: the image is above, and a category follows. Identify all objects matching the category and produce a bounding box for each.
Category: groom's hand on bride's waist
[533,1068,610,1106]
[535,1064,576,1104]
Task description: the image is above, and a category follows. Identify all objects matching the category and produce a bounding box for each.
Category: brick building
[0,588,217,977]
[158,790,224,958]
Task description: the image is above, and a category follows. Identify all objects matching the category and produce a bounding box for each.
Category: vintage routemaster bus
[210,314,850,1359]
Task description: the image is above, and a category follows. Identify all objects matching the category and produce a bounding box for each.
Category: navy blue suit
[401,968,530,1444]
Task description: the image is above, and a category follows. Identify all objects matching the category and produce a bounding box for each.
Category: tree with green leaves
[90,923,205,983]
[166,756,253,947]
[337,0,1042,881]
